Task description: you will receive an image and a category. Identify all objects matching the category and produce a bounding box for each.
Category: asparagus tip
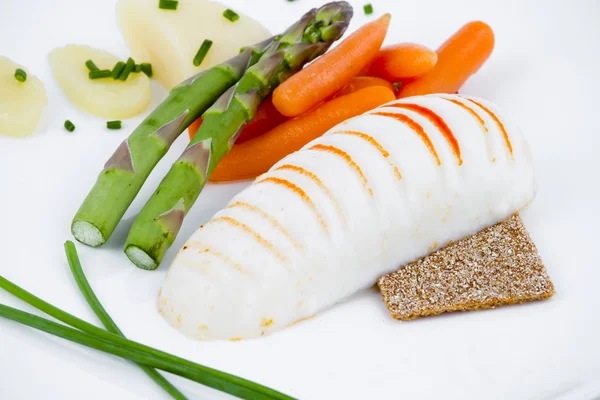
[125,246,157,270]
[72,221,105,247]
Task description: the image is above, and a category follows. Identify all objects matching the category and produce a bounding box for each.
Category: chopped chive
[223,9,239,22]
[110,61,126,79]
[64,120,76,132]
[134,64,142,73]
[158,0,178,10]
[364,3,373,15]
[140,63,153,78]
[118,57,135,81]
[106,120,122,130]
[85,60,99,72]
[193,39,213,67]
[89,69,112,79]
[14,68,27,82]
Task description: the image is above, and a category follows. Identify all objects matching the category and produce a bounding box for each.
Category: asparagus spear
[125,2,354,270]
[71,36,275,247]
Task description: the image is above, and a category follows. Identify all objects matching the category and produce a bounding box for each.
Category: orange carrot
[334,76,395,98]
[210,86,395,182]
[187,118,203,140]
[273,14,391,117]
[397,21,494,98]
[188,95,287,142]
[365,43,438,81]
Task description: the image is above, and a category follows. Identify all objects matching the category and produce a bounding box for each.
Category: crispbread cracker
[378,214,555,320]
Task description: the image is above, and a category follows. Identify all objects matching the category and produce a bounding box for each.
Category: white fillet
[159,94,535,340]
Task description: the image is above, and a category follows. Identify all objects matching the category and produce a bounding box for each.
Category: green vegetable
[71,36,274,247]
[134,64,142,73]
[89,69,112,79]
[14,68,27,82]
[85,59,99,72]
[223,9,240,22]
[125,2,354,269]
[193,39,213,67]
[106,120,122,130]
[158,0,178,10]
[111,61,126,79]
[0,274,293,400]
[140,63,153,78]
[118,57,136,81]
[64,120,76,132]
[363,3,373,15]
[64,241,186,400]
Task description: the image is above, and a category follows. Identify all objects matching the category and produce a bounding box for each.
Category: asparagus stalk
[125,2,353,269]
[71,36,275,247]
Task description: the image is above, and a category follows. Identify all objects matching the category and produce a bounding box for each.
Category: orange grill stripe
[185,241,245,273]
[274,164,345,221]
[333,130,402,180]
[256,177,328,232]
[372,111,441,165]
[466,98,514,157]
[211,216,287,263]
[442,98,487,131]
[389,103,462,165]
[227,201,303,251]
[309,144,373,196]
[442,97,497,162]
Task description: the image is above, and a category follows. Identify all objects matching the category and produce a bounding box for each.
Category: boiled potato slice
[117,0,271,89]
[49,45,151,119]
[0,57,48,138]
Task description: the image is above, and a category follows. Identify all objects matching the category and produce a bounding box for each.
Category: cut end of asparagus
[72,221,105,247]
[125,246,157,270]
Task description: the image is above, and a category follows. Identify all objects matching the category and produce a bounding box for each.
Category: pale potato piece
[49,45,151,119]
[0,57,48,138]
[117,0,271,89]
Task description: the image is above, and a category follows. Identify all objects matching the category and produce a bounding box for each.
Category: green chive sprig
[89,69,112,79]
[106,120,122,130]
[159,0,178,10]
[364,3,373,15]
[64,120,76,132]
[223,9,239,22]
[14,68,27,82]
[193,39,213,67]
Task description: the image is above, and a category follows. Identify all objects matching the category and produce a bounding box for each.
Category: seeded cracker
[377,214,555,320]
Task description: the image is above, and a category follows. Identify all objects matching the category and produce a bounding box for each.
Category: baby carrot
[365,43,438,81]
[273,14,391,117]
[188,118,203,140]
[334,76,395,98]
[210,86,396,182]
[188,95,287,142]
[397,21,494,98]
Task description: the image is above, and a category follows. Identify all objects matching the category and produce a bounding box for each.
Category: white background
[1,0,599,399]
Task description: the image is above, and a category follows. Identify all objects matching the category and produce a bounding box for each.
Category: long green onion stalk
[64,241,187,400]
[0,248,293,399]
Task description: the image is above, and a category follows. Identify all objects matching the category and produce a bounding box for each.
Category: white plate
[1,0,599,399]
